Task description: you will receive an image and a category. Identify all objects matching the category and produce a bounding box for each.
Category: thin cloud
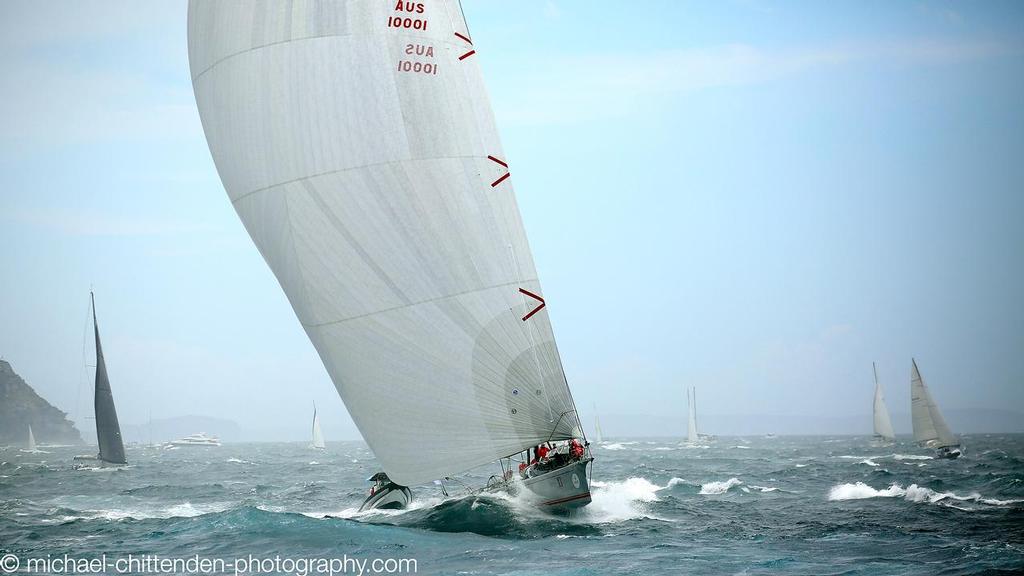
[496,39,1017,126]
[9,208,216,237]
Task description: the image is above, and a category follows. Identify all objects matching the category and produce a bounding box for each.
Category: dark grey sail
[92,292,126,464]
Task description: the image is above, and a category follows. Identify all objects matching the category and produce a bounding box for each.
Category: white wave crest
[700,477,743,495]
[891,454,933,460]
[828,482,1023,507]
[602,443,628,451]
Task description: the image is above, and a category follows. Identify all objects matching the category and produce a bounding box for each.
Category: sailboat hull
[935,446,962,459]
[72,454,126,468]
[518,458,593,512]
[359,484,412,512]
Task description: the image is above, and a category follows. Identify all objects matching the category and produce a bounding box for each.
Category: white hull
[489,458,593,512]
[359,485,412,511]
[168,441,220,447]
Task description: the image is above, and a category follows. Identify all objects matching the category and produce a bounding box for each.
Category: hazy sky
[1,1,1022,441]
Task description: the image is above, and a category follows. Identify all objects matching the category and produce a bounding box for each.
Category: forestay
[188,0,579,486]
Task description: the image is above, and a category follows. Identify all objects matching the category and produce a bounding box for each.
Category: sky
[1,1,1022,441]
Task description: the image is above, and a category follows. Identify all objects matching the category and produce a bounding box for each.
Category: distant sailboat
[74,291,127,466]
[872,362,895,445]
[311,403,326,450]
[687,387,699,444]
[27,425,37,451]
[593,404,604,444]
[910,359,961,459]
[188,0,592,512]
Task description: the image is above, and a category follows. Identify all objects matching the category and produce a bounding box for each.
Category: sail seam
[192,32,474,82]
[229,156,496,206]
[304,278,538,329]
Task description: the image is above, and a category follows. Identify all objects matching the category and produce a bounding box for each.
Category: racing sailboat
[188,0,591,512]
[910,359,961,459]
[686,387,699,444]
[872,362,895,446]
[593,404,604,444]
[74,292,127,466]
[311,403,326,450]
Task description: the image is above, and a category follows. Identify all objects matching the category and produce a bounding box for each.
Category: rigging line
[456,0,471,38]
[549,335,585,443]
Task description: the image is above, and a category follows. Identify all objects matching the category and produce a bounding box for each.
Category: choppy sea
[2,435,1022,575]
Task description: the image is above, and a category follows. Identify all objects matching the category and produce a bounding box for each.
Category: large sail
[687,387,698,443]
[872,363,895,441]
[92,293,126,464]
[311,403,326,449]
[28,425,36,451]
[910,359,956,448]
[188,1,580,486]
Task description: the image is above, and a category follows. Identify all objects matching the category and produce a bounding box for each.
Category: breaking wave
[828,482,1024,507]
[700,478,743,495]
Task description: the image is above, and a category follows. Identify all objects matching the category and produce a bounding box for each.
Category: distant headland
[0,359,82,446]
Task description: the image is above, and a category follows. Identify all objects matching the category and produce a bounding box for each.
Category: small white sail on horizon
[593,404,604,444]
[872,362,895,443]
[687,387,699,444]
[311,403,326,450]
[28,425,36,451]
[911,359,959,454]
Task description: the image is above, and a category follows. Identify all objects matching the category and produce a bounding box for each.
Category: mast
[92,292,126,464]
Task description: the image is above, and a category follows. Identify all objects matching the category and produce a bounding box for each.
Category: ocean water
[2,436,1022,575]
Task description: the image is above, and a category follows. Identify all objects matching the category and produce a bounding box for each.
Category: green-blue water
[2,436,1022,575]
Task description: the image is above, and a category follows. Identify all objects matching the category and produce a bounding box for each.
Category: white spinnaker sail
[910,359,956,448]
[311,404,326,449]
[687,387,698,443]
[28,425,36,451]
[872,363,895,441]
[188,1,580,487]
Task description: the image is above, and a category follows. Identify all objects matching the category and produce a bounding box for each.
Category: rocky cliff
[0,359,82,446]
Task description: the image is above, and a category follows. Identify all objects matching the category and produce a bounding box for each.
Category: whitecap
[584,477,665,523]
[828,482,1023,507]
[700,477,742,495]
[891,453,932,460]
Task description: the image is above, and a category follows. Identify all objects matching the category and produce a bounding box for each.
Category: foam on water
[700,478,743,495]
[585,477,663,522]
[828,482,1024,507]
[891,454,933,461]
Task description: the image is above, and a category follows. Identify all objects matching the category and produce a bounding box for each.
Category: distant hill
[0,359,82,446]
